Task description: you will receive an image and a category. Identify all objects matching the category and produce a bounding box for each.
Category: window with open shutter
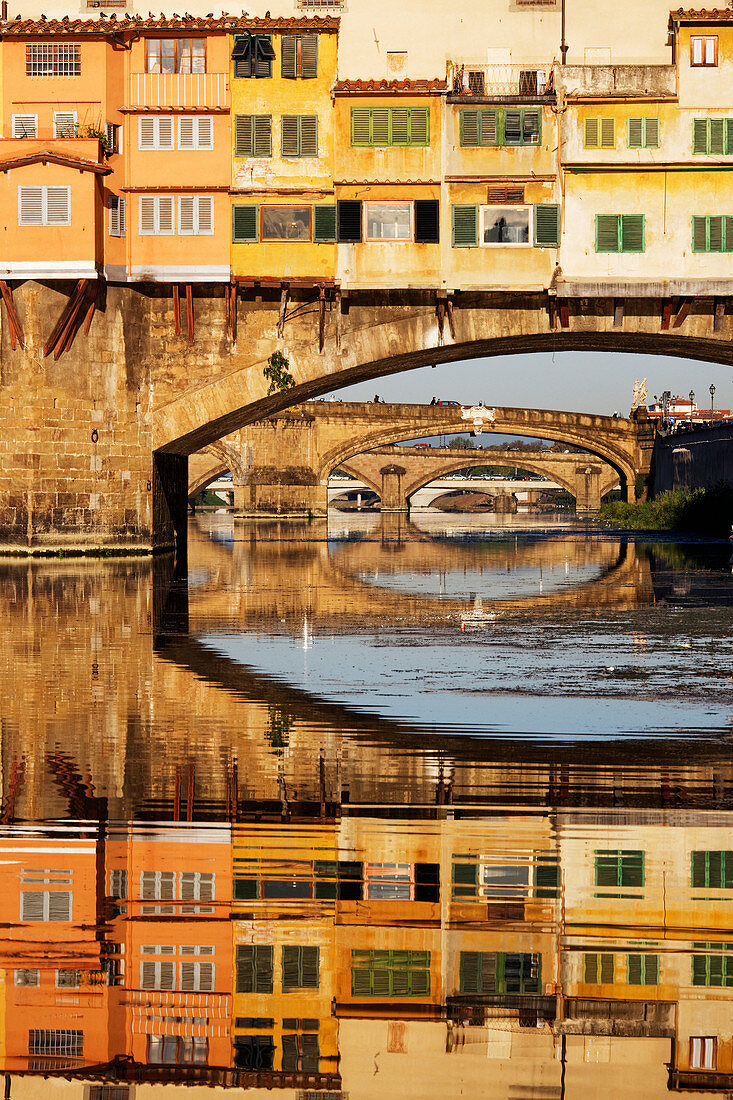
[281,34,296,78]
[109,195,126,237]
[451,205,478,247]
[313,204,336,242]
[534,203,560,246]
[300,35,318,78]
[337,200,362,242]
[12,114,37,138]
[232,204,258,242]
[415,199,439,243]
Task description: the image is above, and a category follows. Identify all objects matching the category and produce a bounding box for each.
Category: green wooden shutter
[710,118,725,155]
[281,35,296,78]
[692,954,709,985]
[709,215,724,252]
[234,114,253,157]
[504,109,522,145]
[535,859,560,897]
[584,953,599,983]
[600,954,615,983]
[409,107,429,145]
[299,115,318,157]
[645,117,660,147]
[391,108,410,145]
[351,108,371,146]
[460,109,479,146]
[253,115,272,157]
[352,966,372,995]
[300,35,318,78]
[726,118,733,153]
[452,858,478,895]
[693,118,709,154]
[627,953,643,984]
[232,204,258,242]
[596,215,620,253]
[534,204,561,246]
[628,117,644,148]
[372,108,390,145]
[692,215,709,252]
[620,215,645,253]
[691,850,705,885]
[281,115,300,156]
[479,108,499,146]
[313,204,336,242]
[584,117,599,148]
[452,204,478,247]
[522,108,541,144]
[600,118,616,149]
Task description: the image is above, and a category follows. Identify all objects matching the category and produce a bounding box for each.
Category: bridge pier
[573,464,603,515]
[493,492,517,514]
[380,464,409,513]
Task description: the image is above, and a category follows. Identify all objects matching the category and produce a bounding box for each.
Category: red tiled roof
[0,149,111,173]
[668,7,733,22]
[332,78,448,96]
[0,13,339,36]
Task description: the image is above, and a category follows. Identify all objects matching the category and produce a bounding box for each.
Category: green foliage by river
[599,482,733,534]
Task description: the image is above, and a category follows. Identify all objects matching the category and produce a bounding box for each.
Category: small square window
[261,205,311,241]
[481,205,530,245]
[690,1036,716,1070]
[691,36,718,67]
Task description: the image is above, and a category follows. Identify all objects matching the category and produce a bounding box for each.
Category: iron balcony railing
[127,72,229,110]
[449,63,554,98]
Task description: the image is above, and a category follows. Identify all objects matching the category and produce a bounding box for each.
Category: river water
[1,511,732,1099]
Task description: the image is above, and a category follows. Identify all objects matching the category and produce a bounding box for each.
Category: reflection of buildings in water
[0,813,731,1093]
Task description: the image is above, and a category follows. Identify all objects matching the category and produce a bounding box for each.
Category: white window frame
[18,186,71,227]
[20,889,72,920]
[480,203,532,247]
[691,35,717,67]
[177,195,214,236]
[12,113,38,138]
[177,115,214,150]
[690,1036,717,1070]
[53,110,77,138]
[179,959,215,991]
[140,959,175,990]
[138,196,175,236]
[109,195,126,238]
[364,200,412,242]
[105,121,120,154]
[138,116,174,151]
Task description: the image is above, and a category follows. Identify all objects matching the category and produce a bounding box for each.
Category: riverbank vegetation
[598,483,733,534]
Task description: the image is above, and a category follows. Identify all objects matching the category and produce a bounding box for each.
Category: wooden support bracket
[340,289,349,315]
[43,279,87,358]
[436,298,446,342]
[558,298,569,329]
[672,297,692,328]
[335,288,342,351]
[226,282,237,344]
[613,298,624,329]
[446,297,456,340]
[714,296,726,333]
[173,284,181,337]
[185,283,194,345]
[277,283,289,339]
[0,281,25,350]
[318,285,326,353]
[661,298,673,331]
[82,281,98,337]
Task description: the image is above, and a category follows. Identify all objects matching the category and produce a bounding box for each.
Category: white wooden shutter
[196,116,214,149]
[53,111,77,138]
[47,891,72,920]
[105,122,117,153]
[20,891,45,920]
[12,114,37,138]
[109,197,120,236]
[139,117,156,150]
[45,187,70,226]
[179,195,195,234]
[18,186,43,226]
[118,196,126,236]
[178,116,195,150]
[157,196,174,233]
[139,197,155,235]
[157,117,174,150]
[196,196,214,234]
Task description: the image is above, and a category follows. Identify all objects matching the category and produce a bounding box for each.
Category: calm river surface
[1,511,732,1099]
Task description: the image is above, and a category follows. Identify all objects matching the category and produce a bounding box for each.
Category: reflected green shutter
[452,204,478,247]
[232,204,258,242]
[534,204,561,246]
[313,204,336,242]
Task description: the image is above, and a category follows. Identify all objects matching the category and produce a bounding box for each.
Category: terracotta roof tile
[668,7,733,22]
[0,149,111,174]
[0,13,339,36]
[332,78,448,95]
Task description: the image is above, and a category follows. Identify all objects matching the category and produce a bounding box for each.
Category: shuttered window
[414,199,439,243]
[350,107,430,147]
[232,33,274,78]
[281,1033,320,1073]
[109,195,126,237]
[140,960,175,990]
[178,195,214,235]
[690,1037,717,1070]
[692,117,733,155]
[232,203,258,242]
[584,117,616,149]
[18,186,71,227]
[281,114,318,157]
[451,205,478,247]
[105,122,120,154]
[20,890,72,920]
[459,951,541,994]
[138,116,174,150]
[180,871,215,900]
[139,196,175,235]
[459,108,499,147]
[595,215,645,254]
[627,116,660,149]
[337,200,362,242]
[177,116,214,150]
[236,945,273,993]
[180,960,214,991]
[691,35,718,66]
[503,107,541,146]
[282,945,319,991]
[584,953,615,983]
[692,952,733,986]
[692,850,733,886]
[234,114,272,157]
[313,204,337,242]
[281,34,318,79]
[594,848,645,886]
[53,111,77,138]
[534,203,561,246]
[351,950,430,996]
[12,114,37,138]
[627,953,659,985]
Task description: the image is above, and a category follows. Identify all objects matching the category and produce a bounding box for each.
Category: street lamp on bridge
[689,389,695,421]
[710,383,716,422]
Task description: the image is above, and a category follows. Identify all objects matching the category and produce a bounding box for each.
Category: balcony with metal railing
[448,63,555,101]
[126,72,229,111]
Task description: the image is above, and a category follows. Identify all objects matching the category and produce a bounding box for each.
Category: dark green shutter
[409,107,429,145]
[300,35,318,78]
[693,118,709,154]
[692,216,708,252]
[337,200,362,242]
[313,204,336,242]
[460,109,479,146]
[232,204,258,243]
[452,204,478,247]
[709,215,724,252]
[628,117,643,148]
[234,115,253,157]
[451,857,478,895]
[253,35,273,78]
[535,859,560,897]
[300,115,318,157]
[253,115,272,157]
[534,204,561,246]
[627,954,643,984]
[281,35,296,78]
[351,108,371,146]
[281,115,300,156]
[621,849,645,885]
[414,199,439,243]
[504,109,522,145]
[710,118,725,154]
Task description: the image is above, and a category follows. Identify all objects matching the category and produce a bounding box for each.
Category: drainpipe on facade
[560,0,568,64]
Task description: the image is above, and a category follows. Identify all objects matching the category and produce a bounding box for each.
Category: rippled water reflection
[0,512,731,1098]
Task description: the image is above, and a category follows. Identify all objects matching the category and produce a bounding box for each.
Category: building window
[14,968,40,986]
[282,1033,320,1072]
[281,34,318,78]
[365,202,411,242]
[138,116,174,150]
[481,204,530,245]
[178,196,214,236]
[109,196,127,237]
[180,871,215,903]
[282,945,319,991]
[458,106,540,147]
[460,951,541,994]
[140,959,175,990]
[594,216,645,254]
[232,34,275,78]
[234,1035,275,1070]
[627,117,660,149]
[281,115,318,157]
[451,204,479,248]
[28,1030,83,1057]
[105,122,121,154]
[145,38,205,74]
[12,114,38,138]
[627,953,659,984]
[179,959,215,990]
[690,1036,717,1070]
[414,200,439,244]
[337,200,362,242]
[149,1035,208,1064]
[140,868,176,900]
[584,953,615,983]
[692,952,733,986]
[139,196,175,236]
[53,111,77,138]
[234,114,272,157]
[109,869,127,898]
[692,217,733,253]
[20,889,72,919]
[55,969,81,989]
[351,949,430,996]
[503,107,541,146]
[691,35,717,67]
[692,850,733,886]
[236,944,274,993]
[178,116,213,150]
[584,117,616,149]
[351,106,429,147]
[692,118,733,155]
[26,43,80,77]
[459,108,499,147]
[261,205,312,241]
[232,204,258,242]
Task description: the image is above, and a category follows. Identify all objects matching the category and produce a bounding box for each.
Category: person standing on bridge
[373,394,381,403]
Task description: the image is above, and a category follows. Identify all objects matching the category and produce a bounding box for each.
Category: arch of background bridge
[189,460,228,500]
[337,459,382,499]
[153,326,724,459]
[398,456,619,504]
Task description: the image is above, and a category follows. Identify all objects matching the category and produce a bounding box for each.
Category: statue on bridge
[632,378,648,411]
